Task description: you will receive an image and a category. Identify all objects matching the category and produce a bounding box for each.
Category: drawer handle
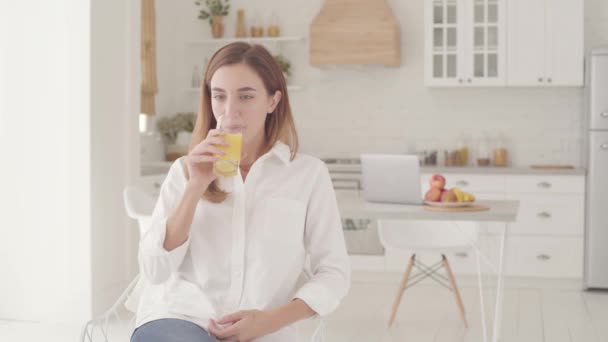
[454,252,469,258]
[537,254,551,261]
[456,180,469,187]
[601,144,608,150]
[537,181,552,189]
[537,211,552,219]
[154,182,161,189]
[601,112,608,118]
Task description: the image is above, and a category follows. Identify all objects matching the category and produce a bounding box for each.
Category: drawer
[506,175,585,194]
[506,194,584,236]
[507,236,583,278]
[421,173,505,193]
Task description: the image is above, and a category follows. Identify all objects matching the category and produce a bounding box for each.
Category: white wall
[0,0,139,322]
[0,0,92,322]
[152,0,608,167]
[90,0,141,317]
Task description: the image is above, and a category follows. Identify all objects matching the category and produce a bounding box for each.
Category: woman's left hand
[207,309,277,342]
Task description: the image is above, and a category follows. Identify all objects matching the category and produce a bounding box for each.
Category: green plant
[274,54,291,77]
[156,112,196,144]
[195,0,230,24]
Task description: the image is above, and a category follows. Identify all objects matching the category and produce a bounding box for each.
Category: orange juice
[213,133,243,177]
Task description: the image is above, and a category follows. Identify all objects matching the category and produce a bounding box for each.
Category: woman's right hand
[184,129,228,193]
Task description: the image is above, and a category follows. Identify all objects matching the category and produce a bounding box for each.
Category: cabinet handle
[537,254,551,261]
[538,77,544,82]
[454,252,469,258]
[467,78,472,83]
[154,182,161,189]
[537,181,552,189]
[547,78,552,83]
[601,144,608,150]
[456,180,469,187]
[537,211,552,219]
[601,112,608,118]
[458,78,464,84]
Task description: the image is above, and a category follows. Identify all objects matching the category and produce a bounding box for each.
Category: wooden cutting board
[530,164,575,169]
[424,204,490,212]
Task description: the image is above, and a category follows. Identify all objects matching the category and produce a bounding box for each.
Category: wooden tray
[423,204,490,212]
[530,164,575,169]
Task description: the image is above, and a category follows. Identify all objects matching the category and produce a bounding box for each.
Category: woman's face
[209,63,281,145]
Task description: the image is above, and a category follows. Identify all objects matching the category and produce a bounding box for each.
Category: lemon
[213,160,237,177]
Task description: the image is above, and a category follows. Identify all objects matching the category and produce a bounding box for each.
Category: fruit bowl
[423,200,476,208]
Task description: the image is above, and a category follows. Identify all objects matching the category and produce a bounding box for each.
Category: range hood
[310,0,401,67]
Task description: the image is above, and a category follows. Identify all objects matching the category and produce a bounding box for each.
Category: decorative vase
[235,9,246,38]
[211,15,224,38]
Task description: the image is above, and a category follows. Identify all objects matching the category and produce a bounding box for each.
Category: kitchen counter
[325,162,586,176]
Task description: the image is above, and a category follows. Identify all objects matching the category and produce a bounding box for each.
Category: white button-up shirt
[135,141,351,341]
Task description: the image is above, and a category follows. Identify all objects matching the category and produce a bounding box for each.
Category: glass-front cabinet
[425,0,506,86]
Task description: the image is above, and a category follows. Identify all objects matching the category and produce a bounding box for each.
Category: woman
[131,42,350,342]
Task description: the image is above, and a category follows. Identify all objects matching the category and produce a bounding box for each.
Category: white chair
[81,177,326,342]
[379,220,478,328]
[80,180,161,342]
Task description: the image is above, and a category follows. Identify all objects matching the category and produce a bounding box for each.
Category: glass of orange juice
[213,118,243,177]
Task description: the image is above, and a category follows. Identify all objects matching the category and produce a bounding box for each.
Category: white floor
[2,271,608,342]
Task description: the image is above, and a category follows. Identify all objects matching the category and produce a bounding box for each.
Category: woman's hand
[184,129,228,193]
[207,310,278,342]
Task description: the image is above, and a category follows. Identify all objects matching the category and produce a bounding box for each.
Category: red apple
[429,174,446,190]
[424,188,442,202]
[441,189,457,202]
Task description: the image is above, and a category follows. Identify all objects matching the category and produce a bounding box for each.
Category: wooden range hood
[310,0,401,67]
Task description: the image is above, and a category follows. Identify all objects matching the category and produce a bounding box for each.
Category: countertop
[327,164,586,176]
[141,160,586,176]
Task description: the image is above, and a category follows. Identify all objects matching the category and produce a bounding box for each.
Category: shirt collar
[268,140,292,165]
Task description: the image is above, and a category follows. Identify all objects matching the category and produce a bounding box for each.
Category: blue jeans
[131,318,219,342]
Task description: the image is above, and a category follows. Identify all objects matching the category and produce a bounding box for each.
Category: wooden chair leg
[388,254,415,327]
[442,254,468,328]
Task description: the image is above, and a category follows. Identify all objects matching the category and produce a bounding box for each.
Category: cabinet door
[465,0,507,85]
[507,0,546,86]
[426,0,465,86]
[545,0,584,86]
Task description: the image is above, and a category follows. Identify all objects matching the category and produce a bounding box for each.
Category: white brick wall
[153,0,608,167]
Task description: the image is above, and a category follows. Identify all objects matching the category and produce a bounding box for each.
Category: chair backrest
[377,220,477,253]
[123,185,157,237]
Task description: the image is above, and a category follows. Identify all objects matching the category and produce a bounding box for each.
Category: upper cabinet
[425,0,507,86]
[425,0,584,87]
[508,0,584,86]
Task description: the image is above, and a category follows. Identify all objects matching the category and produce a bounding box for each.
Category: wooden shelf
[187,36,304,45]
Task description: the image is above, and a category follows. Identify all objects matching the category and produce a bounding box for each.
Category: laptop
[360,154,422,205]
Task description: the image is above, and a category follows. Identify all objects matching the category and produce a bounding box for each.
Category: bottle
[457,133,470,166]
[493,135,509,167]
[477,134,491,167]
[191,65,200,88]
[250,13,263,37]
[235,9,246,38]
[267,12,280,37]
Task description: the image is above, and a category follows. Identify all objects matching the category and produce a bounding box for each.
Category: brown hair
[185,42,299,203]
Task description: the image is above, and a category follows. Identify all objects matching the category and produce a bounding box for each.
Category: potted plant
[156,112,196,161]
[274,54,291,82]
[195,0,230,39]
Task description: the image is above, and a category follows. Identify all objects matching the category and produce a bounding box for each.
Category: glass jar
[476,135,491,167]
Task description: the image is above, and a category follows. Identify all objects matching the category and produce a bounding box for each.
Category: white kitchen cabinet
[505,174,585,278]
[507,0,584,86]
[425,0,507,86]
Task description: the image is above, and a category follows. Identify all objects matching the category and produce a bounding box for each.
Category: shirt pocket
[262,197,307,254]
